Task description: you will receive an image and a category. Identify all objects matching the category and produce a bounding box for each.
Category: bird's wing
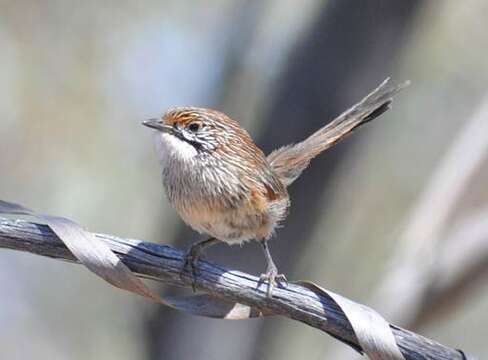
[266,78,409,186]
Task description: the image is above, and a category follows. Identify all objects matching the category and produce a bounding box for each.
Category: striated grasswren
[143,79,407,296]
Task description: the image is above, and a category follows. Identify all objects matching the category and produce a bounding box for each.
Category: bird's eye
[187,122,201,133]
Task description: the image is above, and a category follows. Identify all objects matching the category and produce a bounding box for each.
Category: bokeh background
[1,0,487,359]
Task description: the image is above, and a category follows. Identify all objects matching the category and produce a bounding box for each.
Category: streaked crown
[159,107,257,154]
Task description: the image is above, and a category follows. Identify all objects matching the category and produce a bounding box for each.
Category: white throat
[153,132,198,169]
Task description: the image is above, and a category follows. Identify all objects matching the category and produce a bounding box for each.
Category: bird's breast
[162,167,288,244]
[154,132,289,243]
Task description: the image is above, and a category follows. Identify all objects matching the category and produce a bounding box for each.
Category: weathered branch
[0,217,475,360]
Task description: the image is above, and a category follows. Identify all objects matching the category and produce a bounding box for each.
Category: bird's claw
[258,268,288,297]
[180,251,201,292]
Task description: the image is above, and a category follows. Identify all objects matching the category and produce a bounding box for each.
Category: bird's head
[143,107,256,165]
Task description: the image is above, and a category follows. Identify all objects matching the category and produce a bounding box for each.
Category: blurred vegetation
[1,1,487,359]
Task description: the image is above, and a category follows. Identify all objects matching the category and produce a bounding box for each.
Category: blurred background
[1,0,487,359]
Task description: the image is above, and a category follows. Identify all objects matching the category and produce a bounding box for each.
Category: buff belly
[175,200,274,245]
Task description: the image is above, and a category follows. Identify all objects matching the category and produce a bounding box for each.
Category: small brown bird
[143,79,407,296]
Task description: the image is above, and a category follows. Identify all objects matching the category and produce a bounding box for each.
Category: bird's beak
[142,118,174,134]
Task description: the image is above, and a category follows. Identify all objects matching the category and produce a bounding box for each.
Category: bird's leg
[181,237,220,291]
[258,240,287,297]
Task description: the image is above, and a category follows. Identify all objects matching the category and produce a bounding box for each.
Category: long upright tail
[267,78,410,186]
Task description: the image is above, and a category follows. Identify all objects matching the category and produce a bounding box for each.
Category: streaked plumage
[155,107,289,244]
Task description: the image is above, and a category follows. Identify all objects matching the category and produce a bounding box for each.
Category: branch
[0,217,475,360]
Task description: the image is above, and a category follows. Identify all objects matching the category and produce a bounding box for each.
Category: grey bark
[0,217,476,360]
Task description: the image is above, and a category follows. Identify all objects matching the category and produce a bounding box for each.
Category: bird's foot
[179,238,219,292]
[259,265,288,298]
[180,248,203,292]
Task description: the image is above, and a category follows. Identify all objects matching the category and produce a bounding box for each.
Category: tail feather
[267,78,409,186]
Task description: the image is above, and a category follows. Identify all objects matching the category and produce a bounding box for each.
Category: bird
[143,78,408,296]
